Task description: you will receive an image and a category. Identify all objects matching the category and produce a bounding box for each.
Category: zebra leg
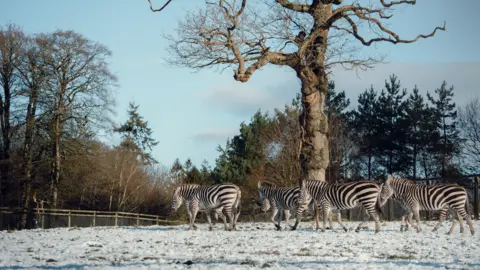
[452,203,475,235]
[456,213,465,233]
[433,207,448,232]
[400,216,406,232]
[321,206,331,233]
[284,210,291,229]
[276,209,283,231]
[206,211,214,231]
[404,213,413,231]
[218,210,228,231]
[188,201,199,230]
[270,207,280,230]
[315,206,321,231]
[446,210,464,234]
[447,217,457,234]
[412,206,422,233]
[327,210,334,230]
[355,208,372,233]
[222,207,235,231]
[335,211,348,232]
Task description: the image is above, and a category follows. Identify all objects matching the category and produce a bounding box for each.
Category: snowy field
[1,221,480,270]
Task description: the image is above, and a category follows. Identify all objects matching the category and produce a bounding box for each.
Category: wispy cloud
[198,76,299,117]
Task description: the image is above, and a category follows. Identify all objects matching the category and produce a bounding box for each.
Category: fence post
[136,214,140,226]
[115,212,118,227]
[68,211,71,228]
[474,176,479,220]
[40,201,44,229]
[93,211,96,227]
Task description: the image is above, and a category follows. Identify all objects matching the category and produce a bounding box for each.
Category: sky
[1,0,479,169]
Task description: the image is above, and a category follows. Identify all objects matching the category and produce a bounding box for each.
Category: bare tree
[459,98,480,173]
[38,30,117,208]
[153,0,445,182]
[16,35,49,228]
[0,24,24,203]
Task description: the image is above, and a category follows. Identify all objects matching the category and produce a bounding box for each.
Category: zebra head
[296,180,312,218]
[257,181,273,212]
[170,186,184,213]
[378,174,395,206]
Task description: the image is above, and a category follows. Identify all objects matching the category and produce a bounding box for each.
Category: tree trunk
[0,84,11,206]
[51,111,62,208]
[297,67,329,182]
[413,144,417,179]
[20,87,39,229]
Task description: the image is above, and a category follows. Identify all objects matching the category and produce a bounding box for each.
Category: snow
[1,221,480,269]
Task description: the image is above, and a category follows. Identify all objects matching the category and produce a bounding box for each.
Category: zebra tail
[376,199,387,220]
[376,187,387,220]
[233,187,242,215]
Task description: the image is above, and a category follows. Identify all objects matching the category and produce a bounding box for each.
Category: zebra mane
[387,175,415,186]
[258,181,277,189]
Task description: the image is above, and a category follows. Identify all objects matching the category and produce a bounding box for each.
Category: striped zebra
[258,181,340,231]
[170,183,241,231]
[378,174,474,235]
[297,179,384,233]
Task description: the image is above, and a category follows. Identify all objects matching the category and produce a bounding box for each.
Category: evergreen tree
[404,86,426,178]
[170,158,185,183]
[376,74,408,174]
[351,86,380,179]
[427,81,461,176]
[114,101,159,164]
[325,81,350,182]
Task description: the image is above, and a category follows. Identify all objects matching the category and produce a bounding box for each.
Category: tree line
[0,24,178,229]
[171,75,478,201]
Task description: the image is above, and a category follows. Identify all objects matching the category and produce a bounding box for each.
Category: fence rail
[0,207,183,230]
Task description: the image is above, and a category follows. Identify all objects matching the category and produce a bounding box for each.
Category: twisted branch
[148,0,174,13]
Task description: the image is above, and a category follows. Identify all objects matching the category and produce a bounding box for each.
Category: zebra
[378,174,474,235]
[170,183,241,231]
[296,179,384,233]
[257,181,340,231]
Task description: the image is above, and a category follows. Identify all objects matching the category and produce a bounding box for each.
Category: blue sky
[2,0,479,169]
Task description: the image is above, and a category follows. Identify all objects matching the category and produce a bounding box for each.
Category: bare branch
[275,0,310,13]
[380,0,416,7]
[148,0,174,12]
[341,14,446,46]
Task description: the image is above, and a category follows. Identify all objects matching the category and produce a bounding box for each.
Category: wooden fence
[0,207,183,230]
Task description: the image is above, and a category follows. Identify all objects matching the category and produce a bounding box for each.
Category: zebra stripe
[297,179,383,233]
[170,183,241,231]
[258,181,340,231]
[378,174,474,235]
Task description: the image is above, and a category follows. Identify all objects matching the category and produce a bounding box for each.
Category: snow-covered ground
[1,221,479,269]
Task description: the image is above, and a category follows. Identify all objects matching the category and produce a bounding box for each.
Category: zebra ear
[257,181,262,189]
[300,180,306,189]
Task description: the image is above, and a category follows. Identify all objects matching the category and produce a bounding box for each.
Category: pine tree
[325,81,350,182]
[404,86,426,178]
[427,81,461,177]
[376,74,408,174]
[114,101,159,164]
[351,85,380,179]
